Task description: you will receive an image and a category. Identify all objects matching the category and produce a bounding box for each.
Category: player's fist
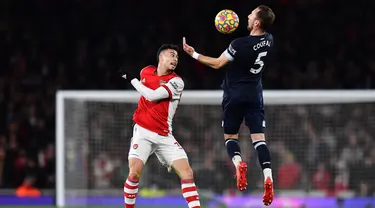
[118,68,136,81]
[182,37,195,56]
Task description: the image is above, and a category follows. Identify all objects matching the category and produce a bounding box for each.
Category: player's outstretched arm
[130,79,170,102]
[119,69,169,102]
[182,37,231,69]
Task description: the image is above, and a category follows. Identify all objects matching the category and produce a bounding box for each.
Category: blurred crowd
[0,0,375,197]
[85,103,375,197]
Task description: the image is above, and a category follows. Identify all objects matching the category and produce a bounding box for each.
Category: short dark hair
[156,44,179,62]
[256,5,275,31]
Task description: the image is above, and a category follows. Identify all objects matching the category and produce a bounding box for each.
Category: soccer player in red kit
[120,44,201,208]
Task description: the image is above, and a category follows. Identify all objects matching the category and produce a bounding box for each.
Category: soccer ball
[214,9,239,34]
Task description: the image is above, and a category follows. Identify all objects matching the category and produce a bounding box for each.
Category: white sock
[263,168,273,181]
[232,155,242,167]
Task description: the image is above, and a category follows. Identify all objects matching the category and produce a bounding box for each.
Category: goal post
[56,90,375,208]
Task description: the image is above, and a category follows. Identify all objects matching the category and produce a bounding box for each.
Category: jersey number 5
[250,51,268,74]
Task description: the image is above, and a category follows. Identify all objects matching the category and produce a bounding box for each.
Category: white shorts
[128,124,188,170]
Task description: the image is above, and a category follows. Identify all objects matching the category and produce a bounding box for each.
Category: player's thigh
[222,98,245,135]
[128,124,156,165]
[244,108,266,136]
[154,135,188,172]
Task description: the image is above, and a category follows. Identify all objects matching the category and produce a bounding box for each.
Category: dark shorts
[222,90,265,134]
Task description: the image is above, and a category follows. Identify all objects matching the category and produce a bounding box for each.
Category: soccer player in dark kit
[183,5,275,206]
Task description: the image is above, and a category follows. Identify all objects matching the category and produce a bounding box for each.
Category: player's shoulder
[230,36,256,50]
[264,32,274,44]
[140,65,156,75]
[239,32,274,42]
[231,36,248,45]
[171,71,181,79]
[233,33,274,48]
[168,73,184,83]
[265,32,274,39]
[166,73,184,89]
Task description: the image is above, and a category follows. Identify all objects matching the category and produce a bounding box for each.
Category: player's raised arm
[119,69,170,102]
[182,37,231,69]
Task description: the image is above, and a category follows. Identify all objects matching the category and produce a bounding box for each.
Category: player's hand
[182,37,195,56]
[118,68,137,81]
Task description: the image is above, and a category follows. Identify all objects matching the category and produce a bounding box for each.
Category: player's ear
[254,19,260,28]
[158,54,163,62]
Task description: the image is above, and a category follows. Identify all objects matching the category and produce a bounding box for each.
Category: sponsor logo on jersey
[170,81,178,90]
[159,80,167,85]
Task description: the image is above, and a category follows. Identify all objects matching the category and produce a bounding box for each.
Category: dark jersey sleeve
[224,38,241,61]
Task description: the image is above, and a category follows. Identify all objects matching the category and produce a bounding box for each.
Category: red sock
[181,179,201,208]
[124,176,139,208]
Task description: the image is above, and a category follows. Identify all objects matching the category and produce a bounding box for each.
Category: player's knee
[128,158,144,180]
[251,133,265,142]
[224,133,239,140]
[179,167,194,180]
[128,171,141,181]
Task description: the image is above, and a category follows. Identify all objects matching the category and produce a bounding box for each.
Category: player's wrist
[130,78,138,84]
[192,52,200,60]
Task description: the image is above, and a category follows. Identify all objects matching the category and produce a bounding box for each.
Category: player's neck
[250,28,265,36]
[155,67,172,76]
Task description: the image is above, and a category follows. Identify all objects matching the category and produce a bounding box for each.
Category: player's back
[223,32,274,98]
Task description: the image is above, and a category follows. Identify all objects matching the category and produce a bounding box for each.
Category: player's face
[160,49,179,71]
[247,8,260,31]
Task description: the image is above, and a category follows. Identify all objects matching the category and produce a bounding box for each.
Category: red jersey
[133,66,184,136]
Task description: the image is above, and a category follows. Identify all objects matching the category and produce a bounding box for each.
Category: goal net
[56,90,375,208]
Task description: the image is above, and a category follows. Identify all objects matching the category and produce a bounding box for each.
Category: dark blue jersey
[222,32,274,92]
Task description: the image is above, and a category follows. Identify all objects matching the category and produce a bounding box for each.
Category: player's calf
[224,136,243,167]
[124,176,139,208]
[172,159,201,208]
[251,134,274,206]
[224,135,248,191]
[181,179,201,208]
[251,135,273,181]
[124,158,144,208]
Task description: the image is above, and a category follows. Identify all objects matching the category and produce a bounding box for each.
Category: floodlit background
[0,0,374,207]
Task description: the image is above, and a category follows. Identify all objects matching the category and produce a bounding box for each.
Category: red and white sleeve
[161,77,184,100]
[131,79,169,102]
